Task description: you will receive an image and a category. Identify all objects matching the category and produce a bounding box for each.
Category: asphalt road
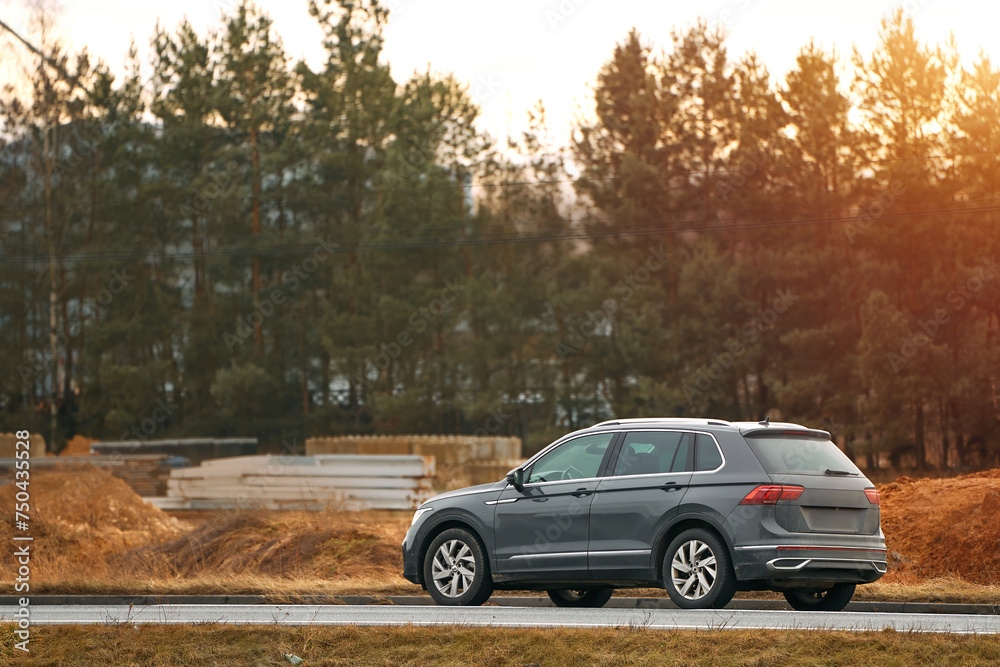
[4,604,1000,633]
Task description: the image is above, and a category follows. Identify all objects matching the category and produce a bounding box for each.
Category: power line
[0,17,43,59]
[3,200,1000,264]
[3,142,1000,209]
[7,190,1000,253]
[3,189,999,252]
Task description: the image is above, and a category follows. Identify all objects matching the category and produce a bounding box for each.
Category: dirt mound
[1,468,411,590]
[881,469,1000,584]
[115,511,404,580]
[60,435,94,456]
[0,468,183,539]
[0,468,187,584]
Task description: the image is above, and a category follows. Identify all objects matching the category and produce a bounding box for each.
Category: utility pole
[1,15,73,452]
[43,65,58,453]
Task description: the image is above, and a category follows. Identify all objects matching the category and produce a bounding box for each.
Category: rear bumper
[733,544,887,585]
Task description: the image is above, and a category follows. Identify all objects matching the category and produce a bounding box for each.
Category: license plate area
[799,507,866,533]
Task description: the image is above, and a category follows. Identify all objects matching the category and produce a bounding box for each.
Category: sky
[1,0,999,147]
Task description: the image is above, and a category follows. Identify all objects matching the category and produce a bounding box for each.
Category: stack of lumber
[90,438,257,467]
[158,454,435,511]
[306,434,522,486]
[0,454,178,496]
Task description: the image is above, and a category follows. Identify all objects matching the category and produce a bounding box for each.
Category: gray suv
[402,418,886,611]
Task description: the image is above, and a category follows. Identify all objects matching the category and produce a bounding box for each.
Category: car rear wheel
[663,528,736,609]
[546,588,614,608]
[783,583,856,612]
[423,528,493,606]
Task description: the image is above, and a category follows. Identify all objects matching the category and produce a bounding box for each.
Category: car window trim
[521,476,605,489]
[522,431,622,487]
[693,432,726,473]
[611,430,687,477]
[597,431,624,478]
[608,429,726,479]
[520,428,622,470]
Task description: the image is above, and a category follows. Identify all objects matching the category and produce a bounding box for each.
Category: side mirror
[506,468,524,490]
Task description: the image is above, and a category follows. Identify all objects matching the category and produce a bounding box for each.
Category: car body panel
[588,471,691,578]
[492,478,600,576]
[401,480,505,586]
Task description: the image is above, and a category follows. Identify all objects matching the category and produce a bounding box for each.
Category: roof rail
[591,417,732,428]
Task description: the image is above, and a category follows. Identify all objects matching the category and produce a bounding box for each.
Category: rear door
[588,430,694,579]
[743,434,880,535]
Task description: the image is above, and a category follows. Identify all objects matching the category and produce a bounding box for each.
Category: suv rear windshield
[745,436,861,476]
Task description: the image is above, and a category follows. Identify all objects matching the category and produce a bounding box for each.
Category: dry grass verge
[4,625,1000,666]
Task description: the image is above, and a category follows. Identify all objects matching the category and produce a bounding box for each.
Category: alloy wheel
[430,539,476,598]
[670,539,718,600]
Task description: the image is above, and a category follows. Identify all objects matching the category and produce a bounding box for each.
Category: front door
[493,432,617,577]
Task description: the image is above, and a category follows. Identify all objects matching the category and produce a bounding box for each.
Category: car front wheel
[783,583,856,611]
[663,528,736,609]
[423,528,493,606]
[546,588,614,608]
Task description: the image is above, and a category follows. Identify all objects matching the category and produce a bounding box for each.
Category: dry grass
[855,575,1000,605]
[4,625,1000,666]
[0,471,411,595]
[0,469,187,586]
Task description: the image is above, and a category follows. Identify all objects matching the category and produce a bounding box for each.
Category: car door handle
[570,488,594,497]
[660,482,683,492]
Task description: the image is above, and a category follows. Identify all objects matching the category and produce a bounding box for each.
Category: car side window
[694,434,724,472]
[526,433,614,484]
[613,431,693,476]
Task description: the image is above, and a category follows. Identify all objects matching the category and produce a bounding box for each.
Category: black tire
[546,588,614,608]
[662,528,736,609]
[783,583,856,612]
[422,528,493,606]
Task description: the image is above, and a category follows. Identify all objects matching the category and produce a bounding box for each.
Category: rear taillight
[864,488,880,505]
[739,485,805,505]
